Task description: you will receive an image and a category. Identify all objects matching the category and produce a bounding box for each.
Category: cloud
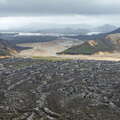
[0,0,7,5]
[0,0,6,3]
[0,0,120,30]
[0,15,120,30]
[0,0,120,16]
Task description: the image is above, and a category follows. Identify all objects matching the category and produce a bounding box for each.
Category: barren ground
[17,40,83,57]
[17,40,120,61]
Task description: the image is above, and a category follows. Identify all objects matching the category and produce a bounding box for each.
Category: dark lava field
[0,58,120,120]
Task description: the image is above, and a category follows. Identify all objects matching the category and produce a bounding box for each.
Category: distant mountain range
[93,24,117,33]
[0,24,117,35]
[33,24,118,35]
[65,24,118,40]
[35,28,90,35]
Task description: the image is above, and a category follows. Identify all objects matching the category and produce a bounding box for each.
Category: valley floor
[16,40,120,61]
[16,39,83,57]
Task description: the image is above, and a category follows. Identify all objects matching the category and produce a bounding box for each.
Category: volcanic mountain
[59,28,120,55]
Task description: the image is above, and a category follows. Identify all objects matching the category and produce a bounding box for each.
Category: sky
[0,0,120,30]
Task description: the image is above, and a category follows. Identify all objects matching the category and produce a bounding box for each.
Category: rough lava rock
[0,58,120,120]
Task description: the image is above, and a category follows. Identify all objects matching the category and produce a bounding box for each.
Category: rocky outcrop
[0,39,17,58]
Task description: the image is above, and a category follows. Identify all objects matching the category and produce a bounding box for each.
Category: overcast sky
[0,0,120,30]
